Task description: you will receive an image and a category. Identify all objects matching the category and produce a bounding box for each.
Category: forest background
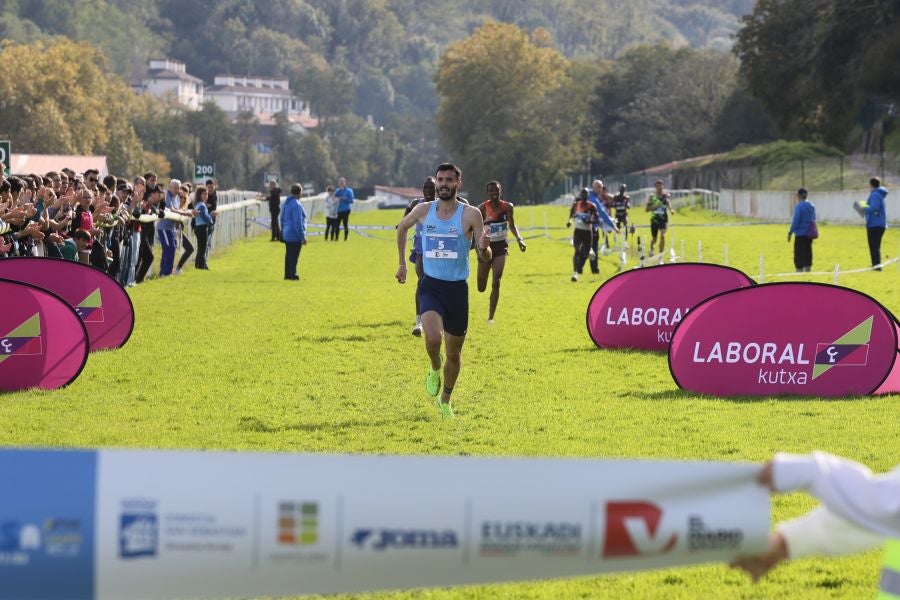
[0,0,898,199]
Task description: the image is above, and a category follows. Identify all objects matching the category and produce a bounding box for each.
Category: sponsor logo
[269,501,329,564]
[0,313,43,364]
[75,289,104,323]
[479,521,582,557]
[690,316,874,386]
[604,306,691,343]
[425,224,437,232]
[119,497,248,559]
[43,518,84,557]
[350,528,458,551]
[602,501,677,558]
[812,316,872,380]
[119,499,158,559]
[277,501,318,546]
[687,516,742,551]
[605,307,689,328]
[602,502,743,558]
[0,521,41,566]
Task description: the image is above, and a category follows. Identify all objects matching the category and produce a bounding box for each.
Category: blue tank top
[423,201,469,281]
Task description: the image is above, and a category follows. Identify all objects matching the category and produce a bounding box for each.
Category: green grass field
[1,204,898,599]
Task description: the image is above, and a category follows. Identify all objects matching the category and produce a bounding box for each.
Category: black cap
[797,188,808,197]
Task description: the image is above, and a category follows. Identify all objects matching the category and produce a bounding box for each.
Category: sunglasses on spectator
[88,177,97,183]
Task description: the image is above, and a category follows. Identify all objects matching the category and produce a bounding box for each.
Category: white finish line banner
[0,450,769,599]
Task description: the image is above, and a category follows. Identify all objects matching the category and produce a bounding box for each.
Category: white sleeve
[773,452,900,538]
[778,505,884,558]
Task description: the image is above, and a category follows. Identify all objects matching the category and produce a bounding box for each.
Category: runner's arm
[467,205,492,263]
[507,203,526,251]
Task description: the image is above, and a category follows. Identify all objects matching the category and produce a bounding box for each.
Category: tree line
[0,0,896,199]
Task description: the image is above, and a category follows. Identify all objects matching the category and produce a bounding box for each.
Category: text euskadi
[692,341,811,384]
[605,307,689,343]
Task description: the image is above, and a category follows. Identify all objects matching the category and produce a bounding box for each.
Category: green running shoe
[425,357,442,397]
[436,399,455,419]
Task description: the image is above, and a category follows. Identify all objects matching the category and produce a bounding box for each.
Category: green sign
[264,172,280,185]
[194,163,215,183]
[0,141,10,177]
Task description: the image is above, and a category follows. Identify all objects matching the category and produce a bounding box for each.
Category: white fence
[716,189,894,224]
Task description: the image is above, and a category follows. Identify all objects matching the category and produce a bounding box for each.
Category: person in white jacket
[732,452,899,598]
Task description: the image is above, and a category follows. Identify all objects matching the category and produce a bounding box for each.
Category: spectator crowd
[0,165,221,287]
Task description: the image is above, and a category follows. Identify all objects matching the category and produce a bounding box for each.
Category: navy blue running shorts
[419,275,468,336]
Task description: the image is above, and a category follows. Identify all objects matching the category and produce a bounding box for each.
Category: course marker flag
[0,278,88,391]
[0,449,769,599]
[0,258,134,351]
[669,282,899,397]
[586,263,755,351]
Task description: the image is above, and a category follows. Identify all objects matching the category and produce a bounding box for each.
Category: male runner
[396,163,491,419]
[646,179,674,255]
[568,188,618,281]
[403,176,436,337]
[477,180,526,324]
[612,184,631,240]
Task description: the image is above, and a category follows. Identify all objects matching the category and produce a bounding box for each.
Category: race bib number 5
[424,234,459,259]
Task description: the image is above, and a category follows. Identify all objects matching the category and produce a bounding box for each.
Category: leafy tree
[591,44,740,172]
[735,0,900,147]
[0,38,145,174]
[436,22,588,201]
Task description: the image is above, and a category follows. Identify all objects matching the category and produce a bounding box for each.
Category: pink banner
[0,278,89,391]
[586,264,755,351]
[0,258,134,351]
[669,283,899,397]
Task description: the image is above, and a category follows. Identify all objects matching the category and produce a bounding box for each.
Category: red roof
[636,152,727,174]
[375,186,421,199]
[10,154,109,177]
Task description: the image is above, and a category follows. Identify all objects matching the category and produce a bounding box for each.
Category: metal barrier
[210,192,382,253]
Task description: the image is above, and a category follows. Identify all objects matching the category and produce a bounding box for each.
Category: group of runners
[567,179,675,279]
[394,164,676,419]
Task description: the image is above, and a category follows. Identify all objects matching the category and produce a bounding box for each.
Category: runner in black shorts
[395,163,491,419]
[477,181,526,324]
[612,184,631,240]
[646,179,674,255]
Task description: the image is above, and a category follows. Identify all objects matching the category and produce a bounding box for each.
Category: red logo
[602,501,677,558]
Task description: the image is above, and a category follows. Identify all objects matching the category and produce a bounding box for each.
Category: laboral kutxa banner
[0,258,135,351]
[0,449,769,600]
[669,282,900,397]
[0,278,89,391]
[586,263,755,351]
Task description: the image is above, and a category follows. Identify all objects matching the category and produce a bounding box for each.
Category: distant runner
[568,188,618,281]
[477,181,526,324]
[646,179,674,255]
[612,184,631,240]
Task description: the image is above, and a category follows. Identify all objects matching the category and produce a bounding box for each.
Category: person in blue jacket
[861,177,888,270]
[335,176,354,241]
[787,188,816,272]
[280,183,307,281]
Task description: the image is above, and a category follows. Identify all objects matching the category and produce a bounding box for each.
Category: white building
[134,59,204,110]
[204,76,309,118]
